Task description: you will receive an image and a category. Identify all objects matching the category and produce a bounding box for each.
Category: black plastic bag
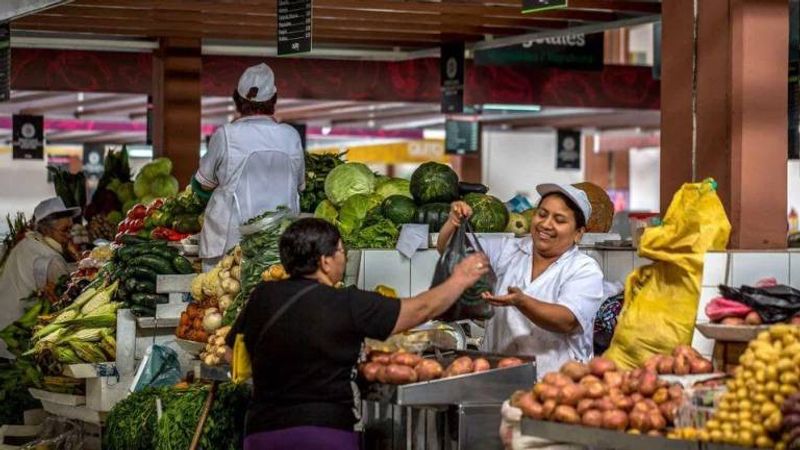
[431,221,496,321]
[718,284,800,324]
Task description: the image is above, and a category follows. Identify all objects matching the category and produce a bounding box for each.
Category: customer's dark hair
[279,218,341,277]
[539,192,587,229]
[232,89,278,116]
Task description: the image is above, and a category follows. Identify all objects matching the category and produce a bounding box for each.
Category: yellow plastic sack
[604,179,731,369]
[231,333,252,383]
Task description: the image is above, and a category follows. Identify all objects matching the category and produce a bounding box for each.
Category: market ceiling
[12,0,661,53]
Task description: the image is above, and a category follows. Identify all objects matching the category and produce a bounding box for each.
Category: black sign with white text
[445,120,480,155]
[522,0,567,14]
[441,42,465,114]
[13,115,44,160]
[556,129,581,170]
[277,0,312,56]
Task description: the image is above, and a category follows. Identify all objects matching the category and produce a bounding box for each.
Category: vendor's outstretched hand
[481,286,523,307]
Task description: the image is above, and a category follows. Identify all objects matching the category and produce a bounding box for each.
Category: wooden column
[152,38,202,188]
[450,155,482,184]
[660,0,788,248]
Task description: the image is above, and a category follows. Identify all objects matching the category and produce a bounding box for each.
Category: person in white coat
[437,183,604,449]
[193,63,305,270]
[0,198,78,359]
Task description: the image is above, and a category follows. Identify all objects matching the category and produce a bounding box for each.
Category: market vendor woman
[437,183,604,376]
[227,218,489,450]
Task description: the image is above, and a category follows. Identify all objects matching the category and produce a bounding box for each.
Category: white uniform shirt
[196,116,305,259]
[0,233,69,359]
[477,236,604,378]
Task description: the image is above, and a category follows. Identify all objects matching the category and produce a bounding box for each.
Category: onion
[202,312,223,333]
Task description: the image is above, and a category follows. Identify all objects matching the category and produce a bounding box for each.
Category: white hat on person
[535,183,593,224]
[33,197,81,225]
[237,63,277,102]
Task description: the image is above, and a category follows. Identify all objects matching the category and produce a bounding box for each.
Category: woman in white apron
[193,63,305,270]
[437,183,604,450]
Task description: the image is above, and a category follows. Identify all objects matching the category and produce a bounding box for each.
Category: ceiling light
[481,104,542,113]
[321,126,332,135]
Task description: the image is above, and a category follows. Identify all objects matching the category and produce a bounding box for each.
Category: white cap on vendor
[33,197,81,225]
[237,63,277,102]
[536,183,592,223]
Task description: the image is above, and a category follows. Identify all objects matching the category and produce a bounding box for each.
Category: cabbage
[314,200,339,224]
[338,193,382,236]
[375,178,412,199]
[149,175,180,198]
[139,157,173,179]
[324,163,376,206]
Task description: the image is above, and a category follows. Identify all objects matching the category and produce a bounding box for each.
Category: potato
[647,409,667,431]
[371,352,391,365]
[659,401,678,423]
[414,359,444,381]
[498,357,524,368]
[631,393,645,403]
[652,387,669,405]
[585,382,607,399]
[644,355,662,373]
[579,375,602,386]
[446,356,474,376]
[638,370,659,397]
[473,358,491,373]
[543,372,573,388]
[541,399,558,420]
[554,405,581,424]
[581,409,604,428]
[632,401,650,414]
[629,410,649,432]
[668,385,683,401]
[791,315,800,325]
[595,397,616,412]
[516,391,545,420]
[673,345,701,361]
[603,371,623,389]
[391,351,422,368]
[689,358,713,374]
[643,399,658,411]
[721,316,746,326]
[588,357,617,377]
[538,384,560,403]
[376,365,389,384]
[673,354,691,376]
[362,362,382,382]
[613,396,634,413]
[657,356,675,375]
[561,361,590,382]
[745,311,763,325]
[602,409,629,431]
[557,383,587,407]
[384,364,418,384]
[576,398,595,415]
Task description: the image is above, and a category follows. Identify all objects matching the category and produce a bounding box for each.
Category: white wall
[628,147,660,212]
[0,151,57,234]
[789,160,800,214]
[628,24,654,65]
[482,130,585,203]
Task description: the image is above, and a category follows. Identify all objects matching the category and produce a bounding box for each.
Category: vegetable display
[409,162,459,205]
[200,326,231,367]
[382,195,417,225]
[506,211,531,236]
[0,359,42,426]
[643,345,714,376]
[133,157,180,205]
[47,166,87,211]
[463,193,510,233]
[360,350,525,385]
[375,177,412,200]
[324,162,376,206]
[300,152,346,213]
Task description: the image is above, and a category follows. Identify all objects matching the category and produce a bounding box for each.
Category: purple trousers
[244,426,359,450]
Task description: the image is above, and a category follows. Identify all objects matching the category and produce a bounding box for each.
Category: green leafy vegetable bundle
[300,152,346,213]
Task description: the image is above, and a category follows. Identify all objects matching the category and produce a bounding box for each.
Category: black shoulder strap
[254,282,320,345]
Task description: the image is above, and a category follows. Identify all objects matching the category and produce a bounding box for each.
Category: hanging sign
[522,0,567,14]
[277,0,312,56]
[12,114,44,160]
[556,129,581,169]
[445,120,480,155]
[441,42,465,114]
[474,32,603,70]
[0,23,8,102]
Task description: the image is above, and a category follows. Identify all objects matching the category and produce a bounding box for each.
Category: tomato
[127,204,147,220]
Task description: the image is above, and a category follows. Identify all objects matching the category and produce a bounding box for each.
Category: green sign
[522,0,567,14]
[474,32,603,70]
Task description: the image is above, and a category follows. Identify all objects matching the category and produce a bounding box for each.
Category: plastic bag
[718,284,800,324]
[705,297,753,322]
[430,221,496,321]
[21,417,84,450]
[593,293,624,355]
[130,345,182,392]
[604,179,731,369]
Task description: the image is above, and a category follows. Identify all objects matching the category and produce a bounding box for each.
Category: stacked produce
[359,350,525,385]
[132,157,180,207]
[27,281,120,373]
[178,250,241,343]
[300,151,346,213]
[47,166,86,211]
[0,291,52,357]
[84,147,134,228]
[512,357,684,435]
[116,188,205,242]
[108,235,194,317]
[672,325,800,448]
[87,214,119,241]
[104,382,250,450]
[643,345,714,375]
[781,393,800,449]
[706,293,800,326]
[199,325,231,366]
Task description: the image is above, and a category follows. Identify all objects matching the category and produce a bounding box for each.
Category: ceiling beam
[75,101,147,118]
[20,93,136,115]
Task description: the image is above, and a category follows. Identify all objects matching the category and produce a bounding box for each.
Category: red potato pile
[511,357,684,435]
[643,345,714,376]
[360,351,526,385]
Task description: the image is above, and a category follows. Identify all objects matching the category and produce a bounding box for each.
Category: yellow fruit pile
[674,325,800,449]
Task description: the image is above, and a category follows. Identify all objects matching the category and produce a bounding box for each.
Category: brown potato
[667,385,683,401]
[538,384,560,403]
[673,354,691,376]
[391,351,422,368]
[581,409,604,428]
[652,387,669,405]
[632,401,650,414]
[446,356,474,377]
[371,352,391,365]
[744,311,763,325]
[604,371,624,389]
[647,409,666,431]
[658,401,677,424]
[594,397,616,412]
[579,375,602,386]
[588,357,617,378]
[613,396,634,413]
[601,409,629,431]
[673,345,701,360]
[657,356,675,375]
[362,362,382,382]
[553,405,581,424]
[630,393,644,403]
[414,359,444,381]
[560,361,590,382]
[543,372,573,388]
[638,370,658,397]
[720,316,745,326]
[515,391,545,420]
[576,398,595,415]
[556,383,587,407]
[689,358,713,374]
[376,365,389,384]
[541,399,558,420]
[384,364,418,385]
[643,399,658,411]
[473,358,491,373]
[644,355,662,373]
[585,382,607,399]
[629,410,649,432]
[498,357,524,368]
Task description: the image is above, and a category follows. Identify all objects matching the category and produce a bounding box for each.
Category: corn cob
[55,345,82,364]
[61,327,109,343]
[39,327,67,344]
[68,341,108,363]
[83,302,121,318]
[32,309,77,341]
[62,314,116,329]
[99,334,116,360]
[64,286,98,312]
[80,281,118,315]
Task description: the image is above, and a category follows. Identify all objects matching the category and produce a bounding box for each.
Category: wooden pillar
[152,37,202,188]
[660,0,788,248]
[450,155,482,184]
